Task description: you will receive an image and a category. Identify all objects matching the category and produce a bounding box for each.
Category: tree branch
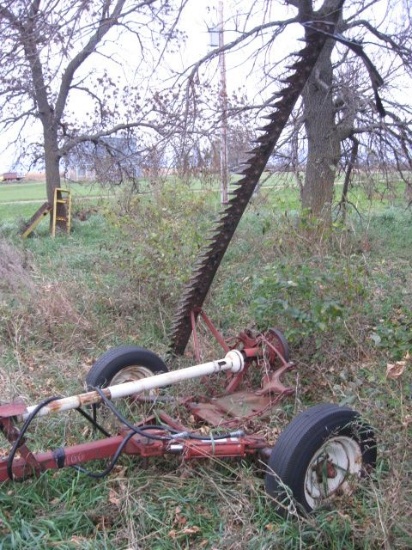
[54,0,158,120]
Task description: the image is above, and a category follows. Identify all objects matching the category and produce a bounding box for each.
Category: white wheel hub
[304,436,363,509]
[111,366,160,400]
[110,366,156,385]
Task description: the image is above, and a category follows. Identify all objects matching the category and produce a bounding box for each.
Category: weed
[0,182,411,548]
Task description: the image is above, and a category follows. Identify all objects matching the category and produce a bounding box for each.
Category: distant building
[1,172,25,182]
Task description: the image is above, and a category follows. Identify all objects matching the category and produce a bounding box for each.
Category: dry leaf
[199,425,211,435]
[174,506,187,526]
[108,489,121,507]
[181,526,201,535]
[386,361,406,379]
[168,526,201,539]
[402,415,411,428]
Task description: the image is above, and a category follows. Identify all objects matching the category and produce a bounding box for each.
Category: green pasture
[0,172,411,549]
[0,180,111,202]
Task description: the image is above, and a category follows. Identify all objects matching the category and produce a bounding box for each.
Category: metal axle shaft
[20,350,244,422]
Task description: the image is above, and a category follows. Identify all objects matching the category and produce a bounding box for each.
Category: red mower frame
[0,310,376,514]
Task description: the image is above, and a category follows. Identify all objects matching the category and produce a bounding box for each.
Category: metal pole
[21,350,244,421]
[218,0,229,204]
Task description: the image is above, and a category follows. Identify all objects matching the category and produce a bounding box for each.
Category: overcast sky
[0,0,232,172]
[0,0,409,173]
[0,0,263,172]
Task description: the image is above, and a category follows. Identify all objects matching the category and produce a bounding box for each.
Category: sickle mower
[1,19,381,514]
[0,311,376,514]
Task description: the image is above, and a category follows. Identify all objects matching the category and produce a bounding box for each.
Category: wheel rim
[110,365,157,386]
[110,365,162,404]
[304,436,363,509]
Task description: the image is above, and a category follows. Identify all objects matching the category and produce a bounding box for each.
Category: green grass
[0,180,110,203]
[0,176,411,548]
[0,180,48,202]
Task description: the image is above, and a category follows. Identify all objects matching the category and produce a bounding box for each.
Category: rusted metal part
[12,442,44,479]
[260,330,290,366]
[20,388,112,421]
[186,389,289,428]
[0,321,293,483]
[191,309,230,362]
[0,416,43,479]
[225,329,293,395]
[169,21,338,356]
[179,323,295,426]
[256,363,295,397]
[0,401,27,418]
[181,439,247,459]
[3,326,290,427]
[0,432,166,482]
[187,392,274,426]
[184,314,293,398]
[0,420,269,482]
[0,415,21,444]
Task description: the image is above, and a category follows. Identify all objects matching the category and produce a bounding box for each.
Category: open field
[0,171,407,225]
[0,179,411,549]
[0,180,114,203]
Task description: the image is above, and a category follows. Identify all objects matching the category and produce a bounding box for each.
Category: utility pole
[218,0,229,204]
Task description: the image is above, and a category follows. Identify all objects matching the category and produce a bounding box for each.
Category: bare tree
[0,0,186,225]
[1,0,411,228]
[182,0,411,222]
[295,0,412,220]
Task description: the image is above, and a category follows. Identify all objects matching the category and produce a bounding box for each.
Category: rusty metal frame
[0,313,294,484]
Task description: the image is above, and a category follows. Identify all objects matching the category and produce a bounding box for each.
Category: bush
[104,182,218,323]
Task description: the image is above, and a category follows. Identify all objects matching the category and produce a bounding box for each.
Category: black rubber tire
[267,328,290,362]
[86,345,168,390]
[265,403,377,515]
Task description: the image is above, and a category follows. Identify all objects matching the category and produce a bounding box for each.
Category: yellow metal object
[51,188,72,237]
[21,202,52,238]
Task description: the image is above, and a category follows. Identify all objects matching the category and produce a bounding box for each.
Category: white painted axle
[21,349,244,421]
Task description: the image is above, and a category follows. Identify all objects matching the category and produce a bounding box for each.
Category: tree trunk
[301,41,340,225]
[44,128,65,231]
[21,13,67,233]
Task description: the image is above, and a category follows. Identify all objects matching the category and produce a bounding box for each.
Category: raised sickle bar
[19,350,245,422]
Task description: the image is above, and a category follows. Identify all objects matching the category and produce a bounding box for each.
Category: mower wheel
[265,403,376,515]
[265,328,290,362]
[86,345,168,390]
